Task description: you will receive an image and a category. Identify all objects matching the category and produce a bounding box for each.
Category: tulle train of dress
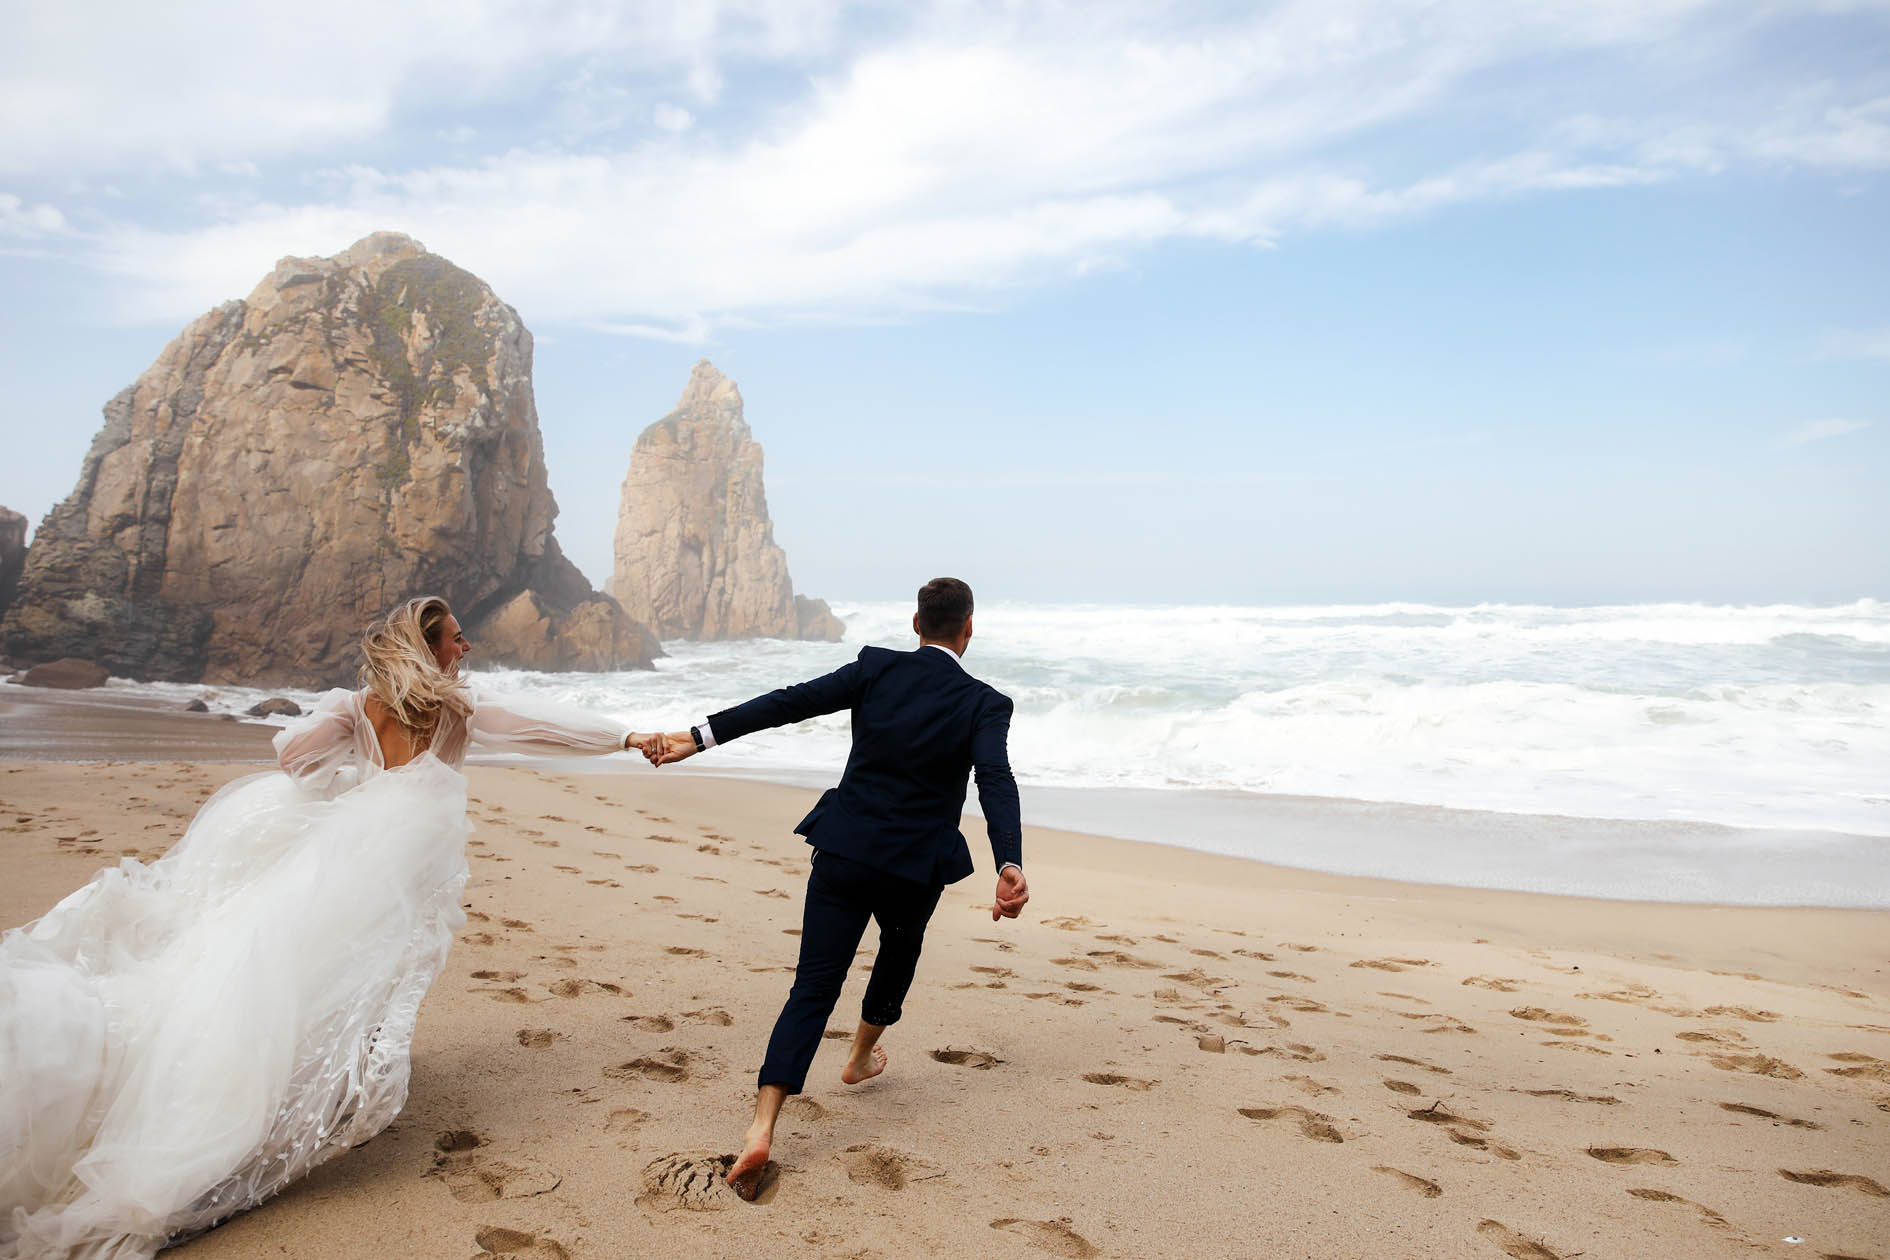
[0,755,472,1259]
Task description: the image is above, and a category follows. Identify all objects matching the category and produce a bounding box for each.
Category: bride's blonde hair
[359,596,471,744]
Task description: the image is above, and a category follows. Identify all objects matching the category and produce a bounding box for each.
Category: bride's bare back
[361,695,425,768]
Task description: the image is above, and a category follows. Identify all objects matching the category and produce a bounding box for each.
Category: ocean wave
[102,599,1890,838]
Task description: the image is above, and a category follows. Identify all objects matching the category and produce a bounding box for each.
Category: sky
[1,0,1886,606]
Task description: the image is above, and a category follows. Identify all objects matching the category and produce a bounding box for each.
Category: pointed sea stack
[0,233,659,685]
[609,360,843,641]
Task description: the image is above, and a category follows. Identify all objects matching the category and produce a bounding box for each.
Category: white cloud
[1780,419,1873,447]
[12,1,1890,332]
[0,0,852,173]
[0,193,67,236]
[652,103,696,133]
[1819,326,1890,362]
[1753,96,1890,170]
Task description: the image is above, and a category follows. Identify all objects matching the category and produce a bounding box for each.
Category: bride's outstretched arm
[467,691,653,757]
[274,689,363,789]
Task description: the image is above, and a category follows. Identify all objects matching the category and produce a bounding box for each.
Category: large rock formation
[1,233,658,686]
[609,361,842,642]
[0,507,24,620]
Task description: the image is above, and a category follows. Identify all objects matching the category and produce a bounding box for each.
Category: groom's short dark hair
[916,577,974,638]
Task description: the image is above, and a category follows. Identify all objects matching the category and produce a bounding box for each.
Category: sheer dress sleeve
[467,691,631,757]
[273,689,370,793]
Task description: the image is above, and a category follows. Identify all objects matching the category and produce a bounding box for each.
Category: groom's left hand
[992,865,1029,921]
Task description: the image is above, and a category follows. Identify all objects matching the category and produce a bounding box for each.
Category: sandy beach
[1,700,1886,1260]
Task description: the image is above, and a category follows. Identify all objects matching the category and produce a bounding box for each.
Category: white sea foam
[128,599,1890,900]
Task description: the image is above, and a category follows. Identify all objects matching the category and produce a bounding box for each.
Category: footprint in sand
[1706,1053,1803,1079]
[840,1143,940,1190]
[988,1218,1099,1258]
[472,970,525,982]
[481,986,535,1004]
[1250,1042,1326,1063]
[1408,1102,1490,1133]
[1087,950,1161,969]
[624,863,659,874]
[1824,1052,1890,1082]
[502,919,533,931]
[1041,915,1096,930]
[1475,1220,1564,1260]
[1051,956,1101,971]
[1373,1166,1442,1197]
[783,1096,827,1120]
[1586,1146,1677,1166]
[1376,1053,1452,1075]
[754,887,790,899]
[972,965,1015,977]
[1509,1007,1587,1028]
[1675,1027,1747,1045]
[1383,1079,1422,1095]
[515,1029,562,1048]
[605,1047,712,1083]
[1777,1169,1889,1197]
[1625,1188,1729,1227]
[665,945,709,957]
[1705,1004,1780,1022]
[473,1226,571,1259]
[1232,948,1276,961]
[636,1152,745,1212]
[604,1108,650,1143]
[1352,957,1432,972]
[1522,1088,1619,1105]
[548,978,623,998]
[428,1132,561,1202]
[1719,1102,1821,1129]
[1267,970,1315,983]
[932,1047,1003,1068]
[1238,1104,1343,1143]
[1083,1072,1155,1091]
[1462,976,1523,992]
[1282,1075,1339,1096]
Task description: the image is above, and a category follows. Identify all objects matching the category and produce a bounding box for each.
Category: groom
[643,577,1028,1198]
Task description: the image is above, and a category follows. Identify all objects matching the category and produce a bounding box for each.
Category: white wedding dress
[0,688,631,1260]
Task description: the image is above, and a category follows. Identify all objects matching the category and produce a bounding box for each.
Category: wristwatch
[689,725,706,752]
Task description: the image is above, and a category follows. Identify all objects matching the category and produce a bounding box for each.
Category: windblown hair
[359,596,470,746]
[916,577,974,638]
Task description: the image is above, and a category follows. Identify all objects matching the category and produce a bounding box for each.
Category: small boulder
[19,658,109,689]
[795,595,846,642]
[245,697,302,717]
[184,699,210,713]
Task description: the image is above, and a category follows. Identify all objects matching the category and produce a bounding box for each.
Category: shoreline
[1,758,1885,1259]
[3,682,1886,909]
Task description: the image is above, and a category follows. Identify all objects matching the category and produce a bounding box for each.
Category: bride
[2,596,655,1259]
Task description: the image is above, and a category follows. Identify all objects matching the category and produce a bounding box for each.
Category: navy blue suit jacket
[706,645,1022,886]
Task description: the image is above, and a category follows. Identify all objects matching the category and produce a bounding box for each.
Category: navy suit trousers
[758,849,943,1094]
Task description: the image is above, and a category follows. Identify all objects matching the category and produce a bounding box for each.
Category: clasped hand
[626,731,699,767]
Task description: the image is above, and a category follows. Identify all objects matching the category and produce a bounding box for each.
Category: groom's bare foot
[841,1044,887,1085]
[726,1126,772,1201]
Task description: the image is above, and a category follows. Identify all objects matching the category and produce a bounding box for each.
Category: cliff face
[608,360,842,642]
[1,233,658,685]
[0,507,25,622]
